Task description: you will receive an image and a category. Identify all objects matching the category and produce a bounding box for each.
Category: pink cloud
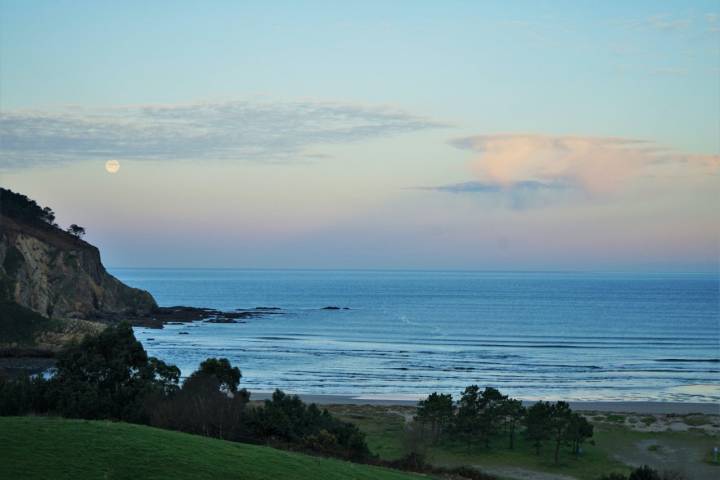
[450,134,719,193]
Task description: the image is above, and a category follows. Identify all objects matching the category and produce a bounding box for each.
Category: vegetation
[0,416,423,480]
[66,224,86,238]
[0,187,85,240]
[411,387,593,466]
[0,187,58,227]
[327,403,718,480]
[415,392,453,444]
[0,300,59,346]
[0,325,502,478]
[0,323,372,462]
[597,465,687,480]
[0,321,707,480]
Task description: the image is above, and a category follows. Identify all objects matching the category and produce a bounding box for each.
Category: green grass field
[2,410,716,480]
[0,416,426,480]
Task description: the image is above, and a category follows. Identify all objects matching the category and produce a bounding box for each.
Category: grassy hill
[0,416,427,480]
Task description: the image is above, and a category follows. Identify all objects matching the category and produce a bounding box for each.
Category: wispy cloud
[617,13,692,32]
[417,180,573,210]
[448,134,718,193]
[420,180,569,194]
[0,99,446,169]
[706,12,720,32]
[616,11,720,36]
[646,13,691,31]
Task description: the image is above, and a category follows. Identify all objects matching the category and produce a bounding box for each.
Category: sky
[1,0,718,271]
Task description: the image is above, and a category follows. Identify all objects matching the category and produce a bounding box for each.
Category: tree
[66,224,86,238]
[41,207,56,225]
[525,401,552,455]
[186,357,241,394]
[0,188,57,228]
[246,389,369,460]
[415,392,454,444]
[548,401,573,465]
[628,465,661,480]
[566,412,593,456]
[49,322,180,422]
[477,387,506,448]
[455,385,482,449]
[501,397,525,449]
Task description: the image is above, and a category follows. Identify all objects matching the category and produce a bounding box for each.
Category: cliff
[0,189,247,361]
[0,216,157,323]
[0,216,156,321]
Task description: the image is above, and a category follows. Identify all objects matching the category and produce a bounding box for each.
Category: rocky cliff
[0,215,157,321]
[0,188,157,324]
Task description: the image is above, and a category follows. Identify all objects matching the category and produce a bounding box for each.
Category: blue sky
[1,1,718,270]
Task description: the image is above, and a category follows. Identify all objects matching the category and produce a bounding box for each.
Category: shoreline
[250,392,720,415]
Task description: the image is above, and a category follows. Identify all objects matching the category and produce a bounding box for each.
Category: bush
[598,466,687,480]
[0,323,179,422]
[597,474,628,480]
[48,322,179,422]
[148,374,250,440]
[246,390,370,460]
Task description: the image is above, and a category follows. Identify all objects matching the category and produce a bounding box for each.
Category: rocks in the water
[178,331,189,335]
[134,305,285,329]
[204,318,239,324]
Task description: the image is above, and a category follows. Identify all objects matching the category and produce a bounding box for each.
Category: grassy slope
[0,417,427,480]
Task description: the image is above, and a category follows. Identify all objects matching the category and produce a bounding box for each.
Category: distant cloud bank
[421,133,719,208]
[0,99,446,168]
[450,133,718,191]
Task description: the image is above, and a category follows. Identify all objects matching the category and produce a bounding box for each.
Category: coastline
[250,392,720,415]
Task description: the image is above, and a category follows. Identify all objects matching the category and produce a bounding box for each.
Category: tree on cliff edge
[66,224,86,238]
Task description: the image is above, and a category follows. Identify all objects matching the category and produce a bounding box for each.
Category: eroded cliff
[0,215,157,321]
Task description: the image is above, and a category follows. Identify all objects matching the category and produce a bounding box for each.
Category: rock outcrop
[0,214,157,322]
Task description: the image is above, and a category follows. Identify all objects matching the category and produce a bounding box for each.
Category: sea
[111,269,720,403]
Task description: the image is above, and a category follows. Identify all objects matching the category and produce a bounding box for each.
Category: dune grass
[0,416,427,480]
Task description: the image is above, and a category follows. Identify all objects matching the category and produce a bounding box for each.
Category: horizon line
[106,266,719,275]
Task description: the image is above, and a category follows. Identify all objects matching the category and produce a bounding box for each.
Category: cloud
[417,180,573,210]
[646,14,691,31]
[448,134,719,193]
[418,180,572,210]
[706,13,720,32]
[421,180,569,194]
[651,67,687,76]
[0,99,446,169]
[617,13,692,32]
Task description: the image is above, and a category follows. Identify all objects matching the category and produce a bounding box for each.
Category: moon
[105,160,120,174]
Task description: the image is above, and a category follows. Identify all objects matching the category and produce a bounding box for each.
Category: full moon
[105,160,120,174]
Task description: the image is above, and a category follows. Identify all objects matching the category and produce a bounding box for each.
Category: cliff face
[0,215,157,321]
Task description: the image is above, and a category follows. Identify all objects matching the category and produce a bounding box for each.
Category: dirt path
[479,466,577,480]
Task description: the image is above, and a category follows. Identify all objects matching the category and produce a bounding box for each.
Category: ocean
[111,269,720,403]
